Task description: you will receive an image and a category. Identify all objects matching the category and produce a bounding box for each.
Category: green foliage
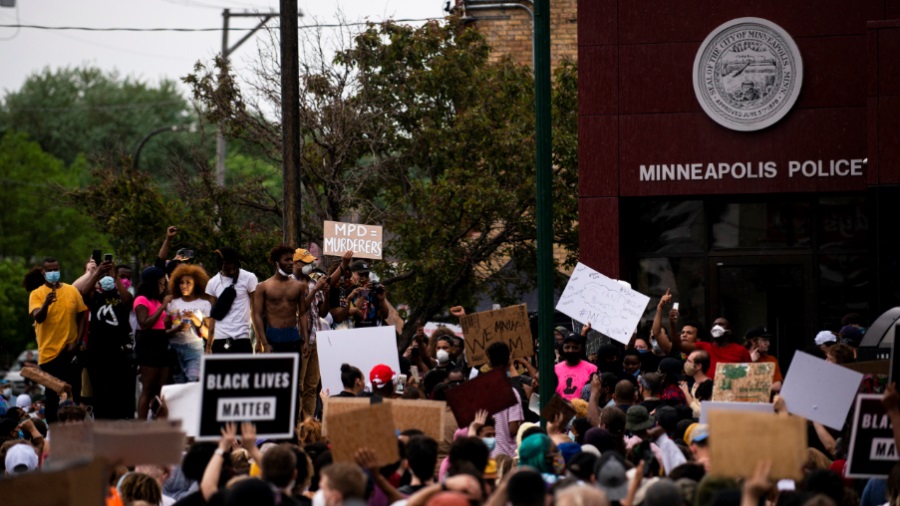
[0,259,32,358]
[0,66,201,180]
[0,131,109,274]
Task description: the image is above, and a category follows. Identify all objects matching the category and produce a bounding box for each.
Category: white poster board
[317,326,400,394]
[323,220,383,260]
[700,401,774,424]
[555,262,651,345]
[781,351,864,430]
[161,382,202,438]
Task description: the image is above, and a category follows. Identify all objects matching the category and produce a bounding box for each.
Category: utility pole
[532,0,555,414]
[280,0,302,247]
[216,9,282,186]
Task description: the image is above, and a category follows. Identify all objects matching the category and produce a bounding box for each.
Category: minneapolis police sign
[198,353,299,441]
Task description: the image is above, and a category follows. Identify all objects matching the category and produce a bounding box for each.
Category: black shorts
[136,329,170,368]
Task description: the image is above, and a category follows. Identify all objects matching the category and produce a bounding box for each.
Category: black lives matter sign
[198,353,299,441]
[846,394,899,478]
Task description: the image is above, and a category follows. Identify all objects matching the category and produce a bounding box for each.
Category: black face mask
[563,352,581,365]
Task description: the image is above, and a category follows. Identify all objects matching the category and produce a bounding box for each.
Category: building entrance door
[708,255,814,373]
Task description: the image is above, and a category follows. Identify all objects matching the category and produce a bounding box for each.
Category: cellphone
[673,302,680,310]
[104,253,113,262]
[92,249,102,264]
[410,366,419,381]
[395,374,407,395]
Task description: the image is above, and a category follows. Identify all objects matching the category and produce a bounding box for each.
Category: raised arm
[157,226,177,266]
[651,289,674,353]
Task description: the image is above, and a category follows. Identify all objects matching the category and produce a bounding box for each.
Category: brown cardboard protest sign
[51,420,185,466]
[460,304,534,367]
[0,456,107,506]
[446,368,518,428]
[540,395,576,428]
[323,220,383,260]
[708,411,807,481]
[322,397,447,443]
[328,401,400,468]
[712,363,774,403]
[21,365,72,396]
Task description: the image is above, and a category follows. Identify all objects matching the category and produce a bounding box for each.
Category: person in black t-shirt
[397,435,438,496]
[81,260,135,420]
[332,364,365,398]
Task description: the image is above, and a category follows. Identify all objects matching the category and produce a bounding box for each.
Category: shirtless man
[252,244,310,354]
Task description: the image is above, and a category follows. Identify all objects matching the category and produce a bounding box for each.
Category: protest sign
[460,304,534,366]
[21,365,71,396]
[323,397,447,443]
[712,363,774,403]
[161,382,202,438]
[323,220,383,260]
[198,353,299,441]
[446,367,518,427]
[540,395,576,427]
[781,350,864,430]
[0,456,106,506]
[846,394,899,478]
[317,326,400,394]
[708,411,807,481]
[556,262,650,345]
[51,420,185,466]
[699,401,774,424]
[328,400,400,468]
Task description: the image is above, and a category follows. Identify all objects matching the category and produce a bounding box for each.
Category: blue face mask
[16,430,24,439]
[99,276,116,292]
[45,271,60,284]
[482,437,496,451]
[637,349,649,354]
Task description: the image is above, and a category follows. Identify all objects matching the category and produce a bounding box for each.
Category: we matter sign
[197,353,299,441]
[323,220,383,260]
[846,394,899,478]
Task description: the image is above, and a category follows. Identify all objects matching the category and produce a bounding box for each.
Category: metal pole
[133,126,180,171]
[215,9,230,187]
[280,0,301,247]
[533,0,555,415]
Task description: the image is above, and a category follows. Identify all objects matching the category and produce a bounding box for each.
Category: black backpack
[210,271,239,321]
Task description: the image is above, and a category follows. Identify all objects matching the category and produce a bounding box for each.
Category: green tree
[0,131,108,274]
[0,259,32,361]
[0,66,201,180]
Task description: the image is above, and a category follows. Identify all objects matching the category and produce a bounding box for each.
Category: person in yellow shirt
[28,257,88,423]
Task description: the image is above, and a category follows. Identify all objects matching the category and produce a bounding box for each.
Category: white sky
[0,0,447,97]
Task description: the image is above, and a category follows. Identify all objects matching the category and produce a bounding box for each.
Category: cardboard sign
[460,304,534,366]
[21,365,72,396]
[322,397,447,443]
[51,420,185,466]
[198,353,299,441]
[161,382,202,438]
[712,363,774,403]
[781,351,864,430]
[445,368,518,427]
[556,262,651,345]
[327,400,400,468]
[540,395,576,427]
[708,410,807,481]
[323,220,383,260]
[699,401,774,424]
[846,394,899,478]
[317,326,401,395]
[0,457,107,506]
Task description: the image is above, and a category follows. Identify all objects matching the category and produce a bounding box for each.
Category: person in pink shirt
[555,332,597,401]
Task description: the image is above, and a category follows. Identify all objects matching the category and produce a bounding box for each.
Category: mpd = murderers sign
[323,220,383,260]
[198,353,299,441]
[847,394,899,478]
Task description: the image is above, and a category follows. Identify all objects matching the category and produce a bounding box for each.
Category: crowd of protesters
[2,224,899,506]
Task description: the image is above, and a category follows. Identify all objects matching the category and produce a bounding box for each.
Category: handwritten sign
[460,304,533,366]
[323,220,383,260]
[556,262,650,345]
[712,363,774,403]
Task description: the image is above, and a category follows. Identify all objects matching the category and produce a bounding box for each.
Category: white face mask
[276,264,291,277]
[1,387,10,398]
[301,264,314,275]
[710,325,727,339]
[312,490,326,506]
[436,349,450,364]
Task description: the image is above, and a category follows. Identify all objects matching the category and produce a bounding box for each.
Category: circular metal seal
[692,17,803,132]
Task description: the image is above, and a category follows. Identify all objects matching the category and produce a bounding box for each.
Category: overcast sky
[0,0,447,96]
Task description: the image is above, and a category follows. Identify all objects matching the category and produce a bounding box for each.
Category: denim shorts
[170,340,204,382]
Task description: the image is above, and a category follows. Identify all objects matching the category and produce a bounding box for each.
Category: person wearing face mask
[29,256,88,423]
[622,349,642,380]
[292,248,344,420]
[678,350,711,418]
[252,244,308,356]
[665,313,749,380]
[80,257,135,419]
[555,332,597,401]
[430,334,457,370]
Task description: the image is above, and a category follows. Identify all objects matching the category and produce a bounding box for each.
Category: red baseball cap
[369,364,396,386]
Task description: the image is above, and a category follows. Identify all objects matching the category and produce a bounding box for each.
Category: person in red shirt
[745,326,784,392]
[664,313,750,379]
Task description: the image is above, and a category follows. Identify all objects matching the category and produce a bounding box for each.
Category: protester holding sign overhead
[205,247,259,354]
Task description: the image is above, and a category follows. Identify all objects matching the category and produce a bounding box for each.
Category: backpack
[210,271,239,321]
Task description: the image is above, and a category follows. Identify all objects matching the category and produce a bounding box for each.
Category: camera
[104,253,113,262]
[373,283,385,294]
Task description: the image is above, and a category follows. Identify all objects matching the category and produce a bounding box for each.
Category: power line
[0,18,443,33]
[4,100,189,113]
